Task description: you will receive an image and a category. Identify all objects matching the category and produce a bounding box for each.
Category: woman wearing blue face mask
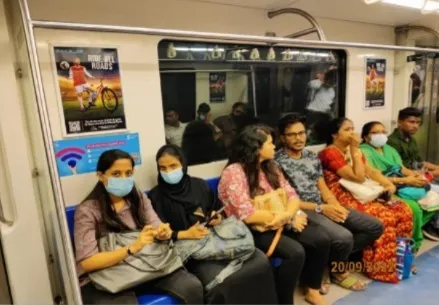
[149,144,279,304]
[360,121,436,256]
[74,149,204,304]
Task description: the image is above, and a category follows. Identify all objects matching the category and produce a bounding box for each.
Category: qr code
[68,121,81,133]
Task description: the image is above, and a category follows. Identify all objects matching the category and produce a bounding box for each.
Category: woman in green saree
[360,121,436,253]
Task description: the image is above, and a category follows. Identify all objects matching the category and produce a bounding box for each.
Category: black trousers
[251,221,330,304]
[80,268,204,304]
[306,208,384,266]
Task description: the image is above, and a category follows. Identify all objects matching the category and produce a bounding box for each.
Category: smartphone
[200,206,225,227]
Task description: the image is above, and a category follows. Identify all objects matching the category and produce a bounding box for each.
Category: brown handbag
[250,189,288,257]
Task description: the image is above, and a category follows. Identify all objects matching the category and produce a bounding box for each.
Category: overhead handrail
[267,8,326,41]
[395,25,439,40]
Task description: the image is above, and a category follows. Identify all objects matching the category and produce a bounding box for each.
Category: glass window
[158,40,347,166]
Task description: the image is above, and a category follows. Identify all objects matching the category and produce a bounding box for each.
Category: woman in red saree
[318,118,413,283]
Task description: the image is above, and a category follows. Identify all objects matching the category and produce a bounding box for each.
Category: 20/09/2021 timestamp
[331,261,396,273]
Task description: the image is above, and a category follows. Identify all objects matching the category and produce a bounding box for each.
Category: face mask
[105,177,135,197]
[370,133,388,148]
[199,114,206,121]
[160,169,184,184]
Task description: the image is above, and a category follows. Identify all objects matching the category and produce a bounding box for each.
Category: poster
[54,133,141,177]
[209,72,226,102]
[365,58,386,108]
[53,46,127,136]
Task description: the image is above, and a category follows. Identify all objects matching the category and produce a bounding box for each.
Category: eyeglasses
[284,131,306,138]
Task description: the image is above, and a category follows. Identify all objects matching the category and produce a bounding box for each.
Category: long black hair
[361,121,383,142]
[83,149,146,232]
[325,117,350,145]
[228,124,280,198]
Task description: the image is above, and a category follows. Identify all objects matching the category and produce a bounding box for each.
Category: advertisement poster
[209,72,226,102]
[365,58,386,108]
[53,46,126,136]
[54,133,141,177]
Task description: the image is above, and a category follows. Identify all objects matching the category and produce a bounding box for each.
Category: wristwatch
[127,246,134,255]
[315,204,323,214]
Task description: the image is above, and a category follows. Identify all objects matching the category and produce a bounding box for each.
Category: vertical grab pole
[17,0,83,304]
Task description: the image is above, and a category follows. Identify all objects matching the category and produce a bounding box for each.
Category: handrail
[267,8,326,41]
[30,20,439,53]
[395,25,439,40]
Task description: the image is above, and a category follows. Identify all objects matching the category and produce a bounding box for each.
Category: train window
[158,39,347,166]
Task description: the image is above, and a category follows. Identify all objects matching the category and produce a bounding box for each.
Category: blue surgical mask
[105,177,135,197]
[160,169,184,184]
[370,133,388,148]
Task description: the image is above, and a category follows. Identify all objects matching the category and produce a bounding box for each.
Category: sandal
[319,279,331,295]
[411,264,418,275]
[331,274,367,291]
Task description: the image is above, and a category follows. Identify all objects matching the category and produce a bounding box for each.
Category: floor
[293,239,439,305]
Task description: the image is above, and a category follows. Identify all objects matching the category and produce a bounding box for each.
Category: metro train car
[1,0,439,305]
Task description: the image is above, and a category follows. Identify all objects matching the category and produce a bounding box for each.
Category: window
[158,40,347,166]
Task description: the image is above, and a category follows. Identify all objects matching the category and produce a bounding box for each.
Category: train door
[408,55,439,165]
[426,57,439,164]
[0,243,11,304]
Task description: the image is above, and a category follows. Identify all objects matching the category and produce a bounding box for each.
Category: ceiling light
[364,0,439,13]
[423,0,439,12]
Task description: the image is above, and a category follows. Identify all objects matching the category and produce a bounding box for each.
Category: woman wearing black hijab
[149,144,278,304]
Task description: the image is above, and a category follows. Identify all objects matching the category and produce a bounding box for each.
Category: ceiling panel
[191,0,431,26]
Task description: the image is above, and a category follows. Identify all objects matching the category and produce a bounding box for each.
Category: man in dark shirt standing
[387,107,439,178]
[275,114,383,292]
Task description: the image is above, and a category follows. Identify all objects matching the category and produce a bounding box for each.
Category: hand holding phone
[201,207,225,227]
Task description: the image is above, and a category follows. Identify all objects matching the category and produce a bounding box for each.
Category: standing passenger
[218,124,331,305]
[164,108,187,147]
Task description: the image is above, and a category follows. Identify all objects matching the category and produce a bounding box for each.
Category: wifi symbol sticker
[55,147,86,175]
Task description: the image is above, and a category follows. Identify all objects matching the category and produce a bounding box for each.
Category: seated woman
[218,124,331,305]
[74,149,203,305]
[149,144,278,305]
[360,121,436,253]
[318,118,413,283]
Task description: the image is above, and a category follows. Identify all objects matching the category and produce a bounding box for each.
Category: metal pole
[31,20,439,53]
[17,0,82,304]
[160,69,252,73]
[267,8,326,41]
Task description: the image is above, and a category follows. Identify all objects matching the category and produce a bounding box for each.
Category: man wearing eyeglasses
[275,114,384,292]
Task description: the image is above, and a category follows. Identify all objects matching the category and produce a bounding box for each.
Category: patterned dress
[319,147,413,283]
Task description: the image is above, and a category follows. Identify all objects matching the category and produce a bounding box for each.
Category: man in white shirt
[306,69,336,114]
[306,69,337,143]
[164,109,187,147]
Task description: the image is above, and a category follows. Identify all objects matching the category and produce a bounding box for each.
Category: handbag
[339,178,384,204]
[250,188,288,232]
[384,167,429,201]
[89,232,183,293]
[396,238,415,281]
[175,216,255,291]
[250,189,290,257]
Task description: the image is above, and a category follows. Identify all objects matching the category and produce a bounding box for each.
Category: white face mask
[370,133,388,148]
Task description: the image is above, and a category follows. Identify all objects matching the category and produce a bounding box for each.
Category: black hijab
[149,144,218,231]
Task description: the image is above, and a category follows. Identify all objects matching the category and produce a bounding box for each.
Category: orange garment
[319,147,413,283]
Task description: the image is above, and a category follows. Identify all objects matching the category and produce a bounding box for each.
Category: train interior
[1,0,439,304]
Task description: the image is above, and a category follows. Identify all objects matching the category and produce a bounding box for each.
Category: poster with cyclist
[53,46,126,136]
